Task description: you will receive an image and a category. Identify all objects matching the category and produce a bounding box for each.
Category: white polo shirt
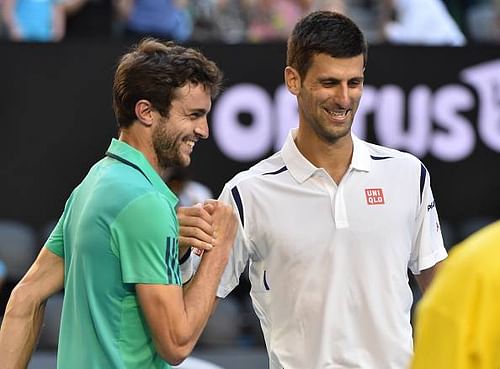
[217,129,447,369]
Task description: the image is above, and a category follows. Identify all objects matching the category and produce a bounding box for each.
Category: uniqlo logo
[365,188,385,205]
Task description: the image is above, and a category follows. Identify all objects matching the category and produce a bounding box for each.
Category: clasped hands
[177,200,237,259]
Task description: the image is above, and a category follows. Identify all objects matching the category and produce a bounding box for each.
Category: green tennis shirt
[45,139,180,369]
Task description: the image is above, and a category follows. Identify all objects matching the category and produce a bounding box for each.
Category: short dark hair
[113,38,223,128]
[287,11,368,79]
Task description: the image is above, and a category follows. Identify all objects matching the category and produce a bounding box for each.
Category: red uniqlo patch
[365,188,385,205]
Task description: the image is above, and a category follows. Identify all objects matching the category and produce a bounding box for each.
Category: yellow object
[411,220,500,369]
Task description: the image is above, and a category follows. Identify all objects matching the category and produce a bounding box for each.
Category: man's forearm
[179,200,237,340]
[136,247,233,364]
[0,244,64,368]
[0,285,47,369]
[180,248,230,335]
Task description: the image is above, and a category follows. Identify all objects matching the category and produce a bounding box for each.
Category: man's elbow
[4,282,43,319]
[157,326,202,365]
[157,342,193,366]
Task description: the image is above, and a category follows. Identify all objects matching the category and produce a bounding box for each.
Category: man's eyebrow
[189,108,208,114]
[318,77,340,83]
[318,76,364,83]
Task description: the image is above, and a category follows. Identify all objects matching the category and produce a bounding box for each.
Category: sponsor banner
[0,42,498,224]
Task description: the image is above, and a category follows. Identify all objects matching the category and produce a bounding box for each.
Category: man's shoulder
[108,191,176,241]
[95,157,157,193]
[361,139,415,159]
[358,138,423,168]
[78,158,165,216]
[225,150,285,188]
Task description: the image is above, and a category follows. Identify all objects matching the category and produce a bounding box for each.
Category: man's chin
[159,156,190,171]
[178,155,191,167]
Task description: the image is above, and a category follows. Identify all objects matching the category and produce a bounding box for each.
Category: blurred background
[0,0,499,368]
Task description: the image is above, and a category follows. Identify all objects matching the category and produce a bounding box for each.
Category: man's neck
[295,130,353,184]
[118,128,162,176]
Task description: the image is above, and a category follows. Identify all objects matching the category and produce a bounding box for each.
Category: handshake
[177,200,238,260]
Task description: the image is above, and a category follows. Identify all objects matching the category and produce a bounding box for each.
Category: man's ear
[284,66,301,96]
[135,99,154,127]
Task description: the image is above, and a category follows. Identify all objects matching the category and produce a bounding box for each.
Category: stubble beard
[305,106,353,144]
[314,119,352,144]
[152,125,186,171]
[300,93,354,144]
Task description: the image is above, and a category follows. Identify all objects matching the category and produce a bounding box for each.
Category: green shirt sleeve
[111,191,181,285]
[44,188,79,258]
[45,216,64,257]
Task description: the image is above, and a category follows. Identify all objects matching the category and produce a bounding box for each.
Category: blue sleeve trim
[231,186,244,228]
[263,270,270,290]
[263,166,288,176]
[420,164,427,204]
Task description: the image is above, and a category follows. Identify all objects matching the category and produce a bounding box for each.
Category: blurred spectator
[0,0,3,38]
[2,0,65,41]
[442,0,470,31]
[244,0,312,42]
[313,0,387,43]
[63,0,114,38]
[165,167,213,208]
[190,0,248,43]
[465,0,500,42]
[0,259,5,321]
[114,0,192,42]
[0,260,6,294]
[383,0,467,45]
[313,0,346,13]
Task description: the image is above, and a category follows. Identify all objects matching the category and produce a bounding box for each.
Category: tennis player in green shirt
[0,38,237,369]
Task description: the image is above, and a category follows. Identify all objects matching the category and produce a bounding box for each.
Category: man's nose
[195,117,209,139]
[334,84,350,107]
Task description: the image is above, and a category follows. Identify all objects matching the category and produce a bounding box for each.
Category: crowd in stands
[0,0,499,44]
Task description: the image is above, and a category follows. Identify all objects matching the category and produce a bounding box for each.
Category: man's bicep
[44,187,80,258]
[135,283,185,357]
[136,283,184,319]
[112,193,180,285]
[44,217,64,257]
[20,247,64,299]
[410,164,447,273]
